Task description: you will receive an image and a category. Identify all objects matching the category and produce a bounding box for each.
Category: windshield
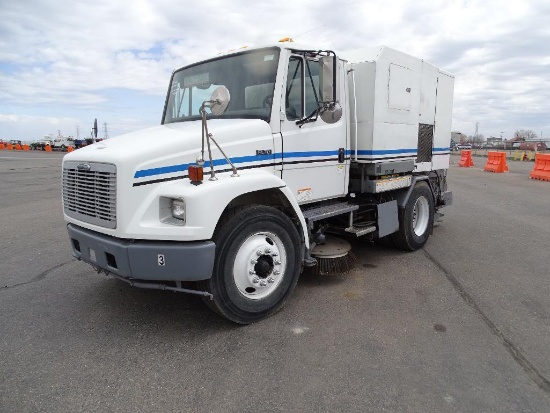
[162,48,280,124]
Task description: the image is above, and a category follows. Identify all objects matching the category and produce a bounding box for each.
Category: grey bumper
[67,224,215,281]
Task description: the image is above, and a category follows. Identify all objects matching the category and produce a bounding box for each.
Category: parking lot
[1,151,549,412]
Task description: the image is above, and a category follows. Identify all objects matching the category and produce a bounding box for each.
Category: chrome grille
[63,161,117,229]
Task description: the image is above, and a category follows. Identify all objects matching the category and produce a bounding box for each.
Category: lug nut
[274,260,281,265]
[267,277,275,283]
[249,269,256,275]
[273,270,280,276]
[250,259,257,264]
[260,280,267,286]
[252,277,260,284]
[256,250,263,256]
[264,248,271,254]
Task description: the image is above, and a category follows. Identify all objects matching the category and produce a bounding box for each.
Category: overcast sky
[1,0,549,142]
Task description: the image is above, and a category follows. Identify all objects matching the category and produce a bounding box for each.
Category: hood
[63,118,274,183]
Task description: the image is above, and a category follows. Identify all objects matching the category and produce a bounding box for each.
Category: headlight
[171,198,186,222]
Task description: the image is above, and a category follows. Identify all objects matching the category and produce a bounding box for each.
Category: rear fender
[394,176,430,208]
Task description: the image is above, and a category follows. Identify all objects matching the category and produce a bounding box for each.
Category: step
[302,202,359,222]
[345,225,377,237]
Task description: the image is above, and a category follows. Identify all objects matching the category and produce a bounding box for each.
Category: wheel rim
[232,231,287,300]
[412,196,430,237]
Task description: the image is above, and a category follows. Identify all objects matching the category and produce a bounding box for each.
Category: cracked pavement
[1,151,549,412]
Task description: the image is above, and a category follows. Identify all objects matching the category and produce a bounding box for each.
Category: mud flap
[377,200,399,238]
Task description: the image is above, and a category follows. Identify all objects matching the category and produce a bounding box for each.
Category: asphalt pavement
[1,151,549,412]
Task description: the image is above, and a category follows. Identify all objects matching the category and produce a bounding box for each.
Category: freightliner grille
[62,161,117,229]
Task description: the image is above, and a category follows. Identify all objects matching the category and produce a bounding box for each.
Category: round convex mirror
[210,86,231,115]
[320,102,342,124]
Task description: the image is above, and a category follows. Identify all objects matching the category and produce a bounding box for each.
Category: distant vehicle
[481,143,494,149]
[35,138,53,150]
[456,144,472,150]
[51,136,75,151]
[9,140,22,146]
[519,142,547,151]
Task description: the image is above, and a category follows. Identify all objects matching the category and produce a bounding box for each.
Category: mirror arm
[198,96,238,179]
[199,103,217,181]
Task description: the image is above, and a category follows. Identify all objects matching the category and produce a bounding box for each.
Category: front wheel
[392,181,434,251]
[200,205,301,324]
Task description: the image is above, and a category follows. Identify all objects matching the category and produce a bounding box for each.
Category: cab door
[279,55,348,204]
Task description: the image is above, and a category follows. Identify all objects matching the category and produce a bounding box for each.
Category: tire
[200,205,301,324]
[392,181,434,251]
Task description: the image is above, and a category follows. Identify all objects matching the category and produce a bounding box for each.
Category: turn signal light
[188,164,204,185]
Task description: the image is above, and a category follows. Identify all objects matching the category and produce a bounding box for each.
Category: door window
[286,56,323,120]
[286,57,303,120]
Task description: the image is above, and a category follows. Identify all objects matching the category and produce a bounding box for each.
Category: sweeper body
[62,42,454,323]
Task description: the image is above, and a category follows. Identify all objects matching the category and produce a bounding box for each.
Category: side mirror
[209,86,231,115]
[320,102,342,124]
[319,56,335,102]
[318,56,342,123]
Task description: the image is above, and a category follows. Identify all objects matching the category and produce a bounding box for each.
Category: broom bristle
[311,251,356,276]
[309,235,356,276]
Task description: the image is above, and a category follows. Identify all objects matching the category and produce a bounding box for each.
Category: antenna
[103,122,109,139]
[293,25,326,40]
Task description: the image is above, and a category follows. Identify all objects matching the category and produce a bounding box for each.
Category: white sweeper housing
[344,46,454,173]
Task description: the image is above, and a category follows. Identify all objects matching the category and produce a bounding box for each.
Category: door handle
[338,148,345,163]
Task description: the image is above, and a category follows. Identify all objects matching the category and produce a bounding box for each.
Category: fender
[121,169,308,244]
[394,175,430,208]
[276,185,310,249]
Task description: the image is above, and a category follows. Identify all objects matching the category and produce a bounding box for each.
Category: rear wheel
[200,205,301,324]
[392,181,434,251]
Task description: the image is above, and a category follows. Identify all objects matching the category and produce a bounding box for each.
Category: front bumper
[67,224,215,281]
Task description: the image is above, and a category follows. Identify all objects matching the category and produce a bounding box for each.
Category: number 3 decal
[158,254,166,266]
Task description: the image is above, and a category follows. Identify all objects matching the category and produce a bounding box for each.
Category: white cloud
[1,0,549,140]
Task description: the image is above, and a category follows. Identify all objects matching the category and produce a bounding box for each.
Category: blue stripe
[134,150,340,179]
[283,150,339,158]
[134,163,192,178]
[133,147,449,179]
[134,154,277,178]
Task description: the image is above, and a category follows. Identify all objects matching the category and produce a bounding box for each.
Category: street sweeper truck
[62,41,454,324]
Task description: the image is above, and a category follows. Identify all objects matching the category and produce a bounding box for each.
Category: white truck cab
[63,41,454,323]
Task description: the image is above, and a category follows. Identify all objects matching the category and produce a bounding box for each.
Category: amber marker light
[188,164,204,185]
